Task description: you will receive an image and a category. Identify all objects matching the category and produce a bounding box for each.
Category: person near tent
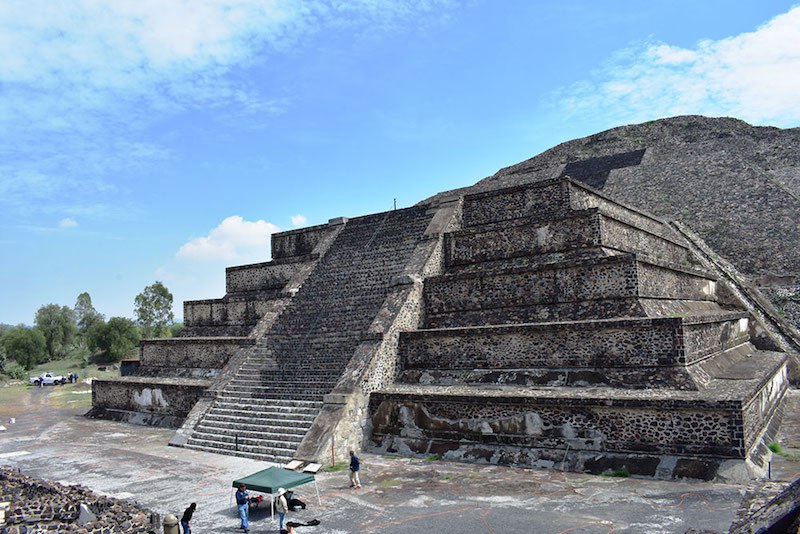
[276,487,289,530]
[180,502,196,534]
[349,450,362,489]
[235,483,250,532]
[285,489,306,511]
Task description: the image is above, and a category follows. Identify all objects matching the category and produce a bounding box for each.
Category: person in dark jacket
[180,502,196,534]
[349,450,361,489]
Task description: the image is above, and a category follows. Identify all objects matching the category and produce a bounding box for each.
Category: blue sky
[1,0,799,326]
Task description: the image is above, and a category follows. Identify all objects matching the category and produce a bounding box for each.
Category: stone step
[220,389,328,401]
[208,406,318,421]
[446,208,695,271]
[228,375,338,384]
[371,350,788,467]
[183,440,296,463]
[190,430,301,448]
[225,257,316,293]
[203,412,316,427]
[193,426,306,443]
[462,176,675,242]
[214,397,322,410]
[400,313,750,389]
[233,368,344,378]
[425,254,718,328]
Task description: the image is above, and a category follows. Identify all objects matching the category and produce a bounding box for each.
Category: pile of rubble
[0,467,158,533]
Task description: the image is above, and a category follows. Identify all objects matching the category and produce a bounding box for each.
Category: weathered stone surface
[428,116,800,334]
[0,467,157,533]
[89,115,795,485]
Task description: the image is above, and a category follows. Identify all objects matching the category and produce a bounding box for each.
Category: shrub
[4,361,28,380]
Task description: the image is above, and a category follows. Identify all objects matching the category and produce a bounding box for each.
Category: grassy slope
[0,355,120,412]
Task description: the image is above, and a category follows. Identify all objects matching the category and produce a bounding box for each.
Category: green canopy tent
[232,466,320,521]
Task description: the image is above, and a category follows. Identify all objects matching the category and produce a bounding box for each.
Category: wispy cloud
[0,0,451,220]
[160,213,283,315]
[59,218,78,229]
[177,215,280,262]
[291,214,308,226]
[553,6,800,127]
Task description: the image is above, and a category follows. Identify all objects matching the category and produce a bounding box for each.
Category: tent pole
[271,492,274,522]
[315,479,321,505]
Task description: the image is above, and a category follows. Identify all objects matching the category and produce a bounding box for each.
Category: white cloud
[291,214,308,226]
[59,217,77,229]
[0,0,451,218]
[177,215,280,262]
[553,6,800,127]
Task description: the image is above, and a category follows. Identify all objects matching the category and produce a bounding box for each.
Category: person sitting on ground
[285,490,306,511]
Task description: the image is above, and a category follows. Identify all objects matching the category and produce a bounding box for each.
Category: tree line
[0,281,183,378]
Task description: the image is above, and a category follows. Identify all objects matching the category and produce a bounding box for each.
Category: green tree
[74,292,104,333]
[74,292,104,350]
[134,281,174,338]
[34,304,78,360]
[169,322,185,338]
[92,317,141,362]
[1,327,47,369]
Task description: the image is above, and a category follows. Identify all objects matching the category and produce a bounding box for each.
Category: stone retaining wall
[424,256,717,328]
[183,293,281,327]
[88,378,208,428]
[271,222,334,259]
[447,209,693,270]
[225,255,316,293]
[139,337,254,370]
[0,467,158,533]
[403,315,746,370]
[462,179,571,227]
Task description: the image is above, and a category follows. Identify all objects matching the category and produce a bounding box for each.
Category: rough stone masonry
[87,115,799,483]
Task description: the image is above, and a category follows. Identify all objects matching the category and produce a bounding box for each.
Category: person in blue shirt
[349,450,362,489]
[235,484,250,532]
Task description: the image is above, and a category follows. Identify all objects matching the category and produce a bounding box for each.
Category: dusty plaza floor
[1,385,799,534]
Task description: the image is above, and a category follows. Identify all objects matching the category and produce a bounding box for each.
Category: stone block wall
[682,314,750,365]
[370,393,746,459]
[294,201,461,465]
[225,256,316,293]
[446,210,602,267]
[88,378,208,428]
[462,179,571,227]
[742,364,789,452]
[183,294,281,328]
[568,180,671,239]
[1,467,158,533]
[424,256,717,328]
[271,223,333,259]
[139,337,255,374]
[400,314,750,376]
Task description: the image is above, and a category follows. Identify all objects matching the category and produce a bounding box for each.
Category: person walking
[236,483,250,532]
[349,450,362,489]
[180,502,196,534]
[276,487,289,530]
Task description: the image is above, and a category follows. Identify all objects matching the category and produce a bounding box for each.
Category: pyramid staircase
[182,206,434,462]
[87,221,341,427]
[368,177,789,480]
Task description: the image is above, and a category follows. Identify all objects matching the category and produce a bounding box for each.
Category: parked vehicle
[29,372,68,386]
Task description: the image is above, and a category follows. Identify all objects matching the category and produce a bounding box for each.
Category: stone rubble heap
[0,467,158,534]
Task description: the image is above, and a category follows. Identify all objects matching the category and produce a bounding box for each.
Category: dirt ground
[1,382,798,534]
